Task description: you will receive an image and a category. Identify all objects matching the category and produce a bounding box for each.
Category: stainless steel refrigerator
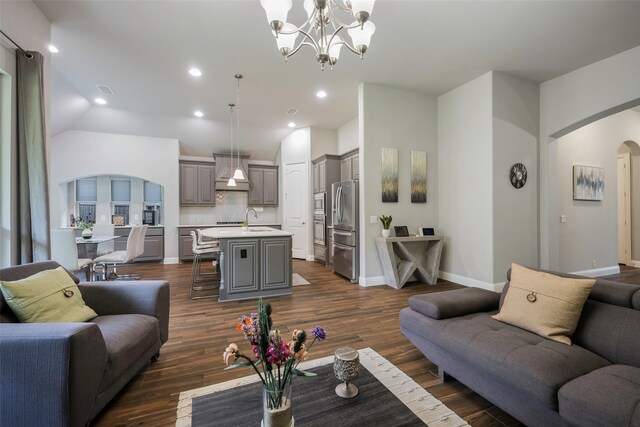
[332,180,358,283]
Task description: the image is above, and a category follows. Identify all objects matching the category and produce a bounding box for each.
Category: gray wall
[492,72,540,280]
[359,83,439,284]
[438,73,494,285]
[556,109,640,272]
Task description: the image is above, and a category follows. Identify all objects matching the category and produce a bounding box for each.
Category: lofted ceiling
[36,0,640,161]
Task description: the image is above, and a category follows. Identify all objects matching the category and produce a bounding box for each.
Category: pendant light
[227,103,237,187]
[232,74,245,180]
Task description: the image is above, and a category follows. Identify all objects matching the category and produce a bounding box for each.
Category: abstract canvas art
[381,147,398,202]
[410,150,427,203]
[573,165,604,201]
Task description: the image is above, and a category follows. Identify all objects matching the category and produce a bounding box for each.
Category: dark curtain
[15,50,50,263]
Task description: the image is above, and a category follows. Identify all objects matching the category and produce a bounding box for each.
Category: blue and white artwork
[573,165,604,201]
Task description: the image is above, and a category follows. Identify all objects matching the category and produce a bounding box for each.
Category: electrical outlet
[370,216,377,224]
[100,215,106,221]
[134,214,139,220]
[560,215,567,223]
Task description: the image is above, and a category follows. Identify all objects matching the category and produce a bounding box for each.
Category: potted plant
[379,215,392,238]
[77,220,94,239]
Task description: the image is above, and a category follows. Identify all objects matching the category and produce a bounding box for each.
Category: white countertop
[200,226,293,238]
[177,223,282,228]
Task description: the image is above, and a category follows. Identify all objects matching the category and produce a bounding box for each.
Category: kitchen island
[200,227,293,302]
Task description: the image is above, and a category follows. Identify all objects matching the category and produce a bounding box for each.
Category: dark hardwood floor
[90,261,639,427]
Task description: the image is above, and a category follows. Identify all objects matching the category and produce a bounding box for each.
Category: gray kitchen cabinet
[261,238,291,290]
[180,161,215,206]
[352,154,359,180]
[312,155,340,193]
[248,165,278,206]
[112,226,164,262]
[178,227,216,261]
[339,150,359,181]
[340,157,352,182]
[227,240,260,294]
[313,163,320,193]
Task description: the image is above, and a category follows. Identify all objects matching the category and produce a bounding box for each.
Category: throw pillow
[0,267,97,323]
[492,263,595,345]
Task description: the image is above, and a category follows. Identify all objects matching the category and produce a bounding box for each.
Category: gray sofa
[400,269,640,427]
[0,261,170,427]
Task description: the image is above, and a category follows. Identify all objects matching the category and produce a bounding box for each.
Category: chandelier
[260,0,376,70]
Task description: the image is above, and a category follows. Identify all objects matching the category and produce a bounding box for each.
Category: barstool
[190,230,220,299]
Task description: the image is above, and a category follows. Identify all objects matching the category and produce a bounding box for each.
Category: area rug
[176,348,469,427]
[292,273,310,286]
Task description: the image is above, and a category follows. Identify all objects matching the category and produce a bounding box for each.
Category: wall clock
[510,163,527,189]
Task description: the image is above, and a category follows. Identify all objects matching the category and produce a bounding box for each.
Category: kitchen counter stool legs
[190,231,220,300]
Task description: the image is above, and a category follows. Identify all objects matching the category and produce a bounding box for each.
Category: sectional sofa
[400,268,640,427]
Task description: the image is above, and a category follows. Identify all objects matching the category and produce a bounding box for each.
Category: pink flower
[266,336,291,365]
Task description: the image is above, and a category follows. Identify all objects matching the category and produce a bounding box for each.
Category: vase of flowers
[379,215,392,238]
[223,298,327,427]
[78,220,94,239]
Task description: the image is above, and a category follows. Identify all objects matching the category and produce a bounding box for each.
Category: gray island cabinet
[200,227,293,302]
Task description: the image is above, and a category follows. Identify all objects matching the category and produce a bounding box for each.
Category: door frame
[283,161,310,260]
[617,152,632,265]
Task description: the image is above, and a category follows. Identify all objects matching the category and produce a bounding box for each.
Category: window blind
[144,181,162,203]
[76,179,97,202]
[111,180,131,202]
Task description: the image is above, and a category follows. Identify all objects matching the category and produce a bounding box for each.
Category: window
[144,181,163,225]
[75,178,97,223]
[111,179,130,225]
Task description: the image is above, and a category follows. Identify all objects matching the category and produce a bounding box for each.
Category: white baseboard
[438,271,502,293]
[571,265,620,277]
[358,275,387,287]
[629,260,640,268]
[305,255,315,262]
[163,257,179,265]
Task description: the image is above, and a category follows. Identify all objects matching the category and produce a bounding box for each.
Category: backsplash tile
[180,191,278,225]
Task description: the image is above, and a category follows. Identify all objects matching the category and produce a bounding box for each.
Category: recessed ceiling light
[189,68,202,77]
[94,98,107,105]
[194,110,204,118]
[48,44,59,53]
[316,90,327,98]
[288,122,296,128]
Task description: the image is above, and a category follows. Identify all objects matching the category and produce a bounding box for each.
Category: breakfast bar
[200,227,293,302]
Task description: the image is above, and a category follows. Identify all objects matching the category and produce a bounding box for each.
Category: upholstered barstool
[190,230,220,299]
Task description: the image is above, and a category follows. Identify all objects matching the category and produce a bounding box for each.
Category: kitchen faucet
[245,207,258,225]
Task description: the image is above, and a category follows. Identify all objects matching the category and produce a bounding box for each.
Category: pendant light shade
[260,0,292,31]
[347,21,375,54]
[233,167,245,180]
[227,177,237,187]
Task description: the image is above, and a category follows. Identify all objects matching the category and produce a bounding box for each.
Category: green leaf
[224,360,252,370]
[293,368,317,377]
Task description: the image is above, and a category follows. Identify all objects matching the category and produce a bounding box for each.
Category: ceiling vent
[96,84,114,95]
[286,108,299,115]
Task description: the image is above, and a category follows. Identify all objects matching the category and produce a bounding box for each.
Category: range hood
[214,153,250,191]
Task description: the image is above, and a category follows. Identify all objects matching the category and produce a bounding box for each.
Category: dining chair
[91,224,115,256]
[190,230,220,299]
[93,225,145,280]
[51,229,92,281]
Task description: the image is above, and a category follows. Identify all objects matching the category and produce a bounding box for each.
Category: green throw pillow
[0,267,97,323]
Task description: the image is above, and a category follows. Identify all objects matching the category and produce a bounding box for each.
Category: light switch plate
[560,214,567,223]
[370,216,378,224]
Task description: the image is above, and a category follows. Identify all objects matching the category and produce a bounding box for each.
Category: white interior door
[284,162,308,259]
[617,153,631,265]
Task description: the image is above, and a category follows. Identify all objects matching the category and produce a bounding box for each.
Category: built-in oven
[313,215,326,246]
[313,192,326,216]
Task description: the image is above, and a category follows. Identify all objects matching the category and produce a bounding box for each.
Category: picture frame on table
[419,227,435,236]
[394,226,409,237]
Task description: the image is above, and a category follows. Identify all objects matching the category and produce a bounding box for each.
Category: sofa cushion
[400,309,610,409]
[409,287,500,319]
[633,290,640,311]
[0,267,97,323]
[559,365,640,427]
[92,314,160,391]
[493,263,595,345]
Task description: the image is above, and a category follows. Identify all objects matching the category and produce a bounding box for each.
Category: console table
[375,236,444,289]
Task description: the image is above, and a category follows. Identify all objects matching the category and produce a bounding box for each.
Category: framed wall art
[573,165,604,201]
[381,147,398,203]
[112,214,126,226]
[410,150,427,203]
